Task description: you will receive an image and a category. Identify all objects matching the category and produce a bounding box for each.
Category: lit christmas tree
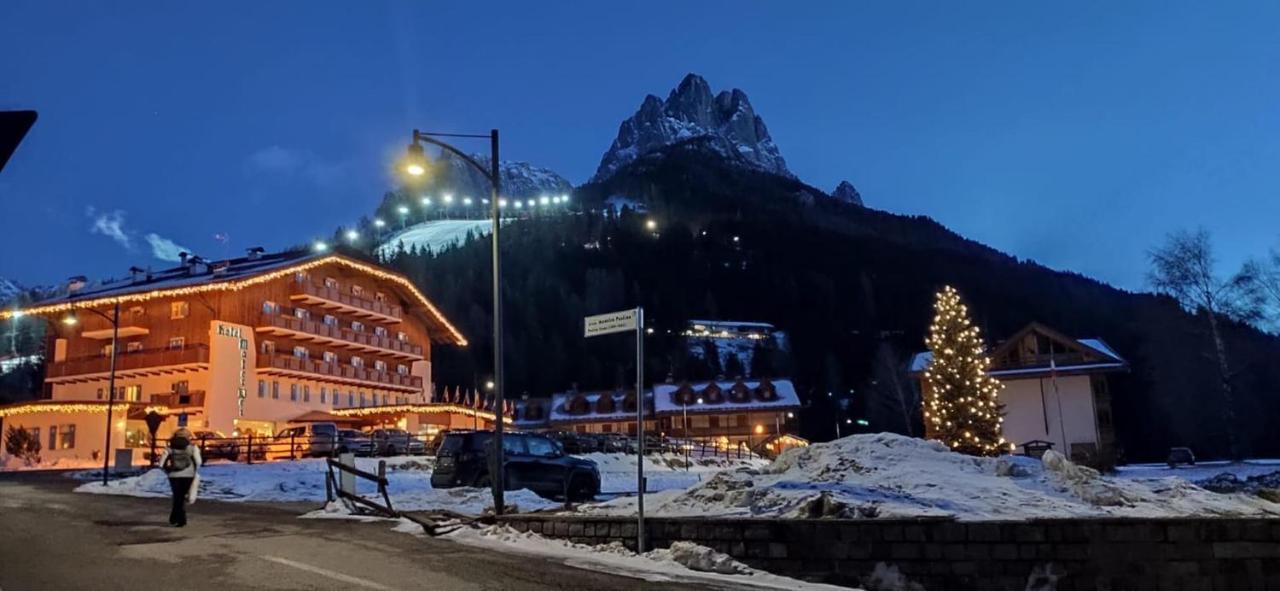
[922,285,1007,456]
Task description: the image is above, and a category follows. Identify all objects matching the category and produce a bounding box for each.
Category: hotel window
[351,356,364,368]
[272,381,280,399]
[262,301,279,315]
[303,385,311,403]
[28,428,39,448]
[96,387,104,400]
[374,326,388,338]
[691,415,710,429]
[294,308,310,321]
[59,424,76,450]
[170,301,189,319]
[351,285,364,297]
[258,380,266,398]
[294,271,308,283]
[323,315,338,327]
[320,387,327,404]
[101,344,114,358]
[130,306,145,318]
[172,380,188,394]
[359,393,367,407]
[124,385,142,402]
[49,426,58,450]
[324,277,339,289]
[168,337,185,350]
[374,360,388,372]
[290,384,299,401]
[397,331,408,342]
[261,340,276,355]
[322,351,337,364]
[351,321,364,333]
[293,346,309,359]
[126,341,143,354]
[381,394,389,406]
[397,364,409,376]
[374,292,387,303]
[347,393,354,407]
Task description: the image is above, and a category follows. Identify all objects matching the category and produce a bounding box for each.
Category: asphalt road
[0,471,713,591]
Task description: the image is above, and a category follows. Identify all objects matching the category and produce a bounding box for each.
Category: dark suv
[432,431,600,501]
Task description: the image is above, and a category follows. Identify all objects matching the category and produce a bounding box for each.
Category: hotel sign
[217,324,250,417]
[584,309,639,338]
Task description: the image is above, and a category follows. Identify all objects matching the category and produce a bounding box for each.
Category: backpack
[165,438,193,473]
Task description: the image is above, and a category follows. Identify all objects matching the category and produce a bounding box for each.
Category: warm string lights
[329,403,512,425]
[0,254,468,346]
[921,285,1007,456]
[0,401,168,419]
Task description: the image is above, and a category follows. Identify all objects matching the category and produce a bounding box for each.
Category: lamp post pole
[404,129,506,515]
[99,303,121,486]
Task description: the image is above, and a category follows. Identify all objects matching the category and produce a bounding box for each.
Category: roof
[908,323,1127,379]
[652,379,801,415]
[1,251,466,346]
[687,320,776,329]
[547,390,653,424]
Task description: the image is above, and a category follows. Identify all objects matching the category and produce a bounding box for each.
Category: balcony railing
[257,354,423,390]
[149,390,207,409]
[997,352,1092,369]
[258,312,423,358]
[47,345,210,379]
[291,281,402,321]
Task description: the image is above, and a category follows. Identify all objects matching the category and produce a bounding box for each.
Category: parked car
[432,431,600,501]
[1167,447,1196,468]
[191,430,239,461]
[335,429,375,456]
[270,422,339,459]
[370,428,426,456]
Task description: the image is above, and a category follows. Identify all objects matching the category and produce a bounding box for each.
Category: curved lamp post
[58,304,121,486]
[401,128,508,515]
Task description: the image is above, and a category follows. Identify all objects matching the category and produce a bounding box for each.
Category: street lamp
[345,230,359,243]
[63,304,122,486]
[402,127,508,514]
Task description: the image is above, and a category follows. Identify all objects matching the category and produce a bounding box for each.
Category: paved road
[0,472,713,591]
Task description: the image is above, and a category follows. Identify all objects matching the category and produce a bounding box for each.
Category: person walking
[158,427,202,527]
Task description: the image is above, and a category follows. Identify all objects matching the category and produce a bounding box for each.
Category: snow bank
[580,433,1280,521]
[449,525,852,590]
[577,452,766,495]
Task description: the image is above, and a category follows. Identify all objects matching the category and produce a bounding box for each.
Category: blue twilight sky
[2,2,1279,289]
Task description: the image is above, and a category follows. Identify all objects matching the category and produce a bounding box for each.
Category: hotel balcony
[256,312,424,361]
[46,344,210,383]
[256,353,423,393]
[290,281,402,324]
[149,390,207,410]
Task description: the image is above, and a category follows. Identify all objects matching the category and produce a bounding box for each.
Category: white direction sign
[584,309,639,338]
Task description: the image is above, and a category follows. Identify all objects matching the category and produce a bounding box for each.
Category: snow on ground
[578,452,767,495]
[1114,459,1280,483]
[376,219,497,258]
[0,456,102,471]
[446,524,856,591]
[579,433,1280,521]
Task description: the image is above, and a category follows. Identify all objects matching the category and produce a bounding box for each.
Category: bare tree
[1249,248,1280,330]
[1148,228,1262,460]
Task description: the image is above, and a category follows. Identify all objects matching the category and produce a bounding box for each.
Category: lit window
[324,277,339,289]
[374,326,388,338]
[262,301,279,315]
[351,321,364,332]
[261,340,276,355]
[293,346,308,358]
[294,308,309,320]
[124,385,142,402]
[168,337,185,350]
[351,285,364,297]
[374,360,387,372]
[351,356,363,368]
[59,424,76,450]
[101,344,114,358]
[397,364,409,376]
[126,342,143,353]
[170,301,189,319]
[323,351,337,364]
[323,315,337,327]
[294,271,308,283]
[397,332,408,342]
[374,292,387,303]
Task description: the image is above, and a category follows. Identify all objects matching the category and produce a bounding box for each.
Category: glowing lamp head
[463,197,473,206]
[443,194,454,204]
[313,241,328,252]
[485,381,495,390]
[397,206,409,215]
[345,230,359,242]
[645,219,657,231]
[421,196,431,206]
[539,195,550,206]
[373,218,386,228]
[61,314,78,326]
[498,199,509,208]
[403,142,428,177]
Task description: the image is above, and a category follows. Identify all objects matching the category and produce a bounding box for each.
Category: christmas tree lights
[922,285,1007,456]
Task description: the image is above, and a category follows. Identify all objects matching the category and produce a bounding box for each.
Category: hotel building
[0,249,503,467]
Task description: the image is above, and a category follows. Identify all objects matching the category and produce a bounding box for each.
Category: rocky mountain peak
[832,181,864,206]
[593,74,791,182]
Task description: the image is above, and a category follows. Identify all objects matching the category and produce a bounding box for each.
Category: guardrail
[147,431,436,466]
[324,457,396,517]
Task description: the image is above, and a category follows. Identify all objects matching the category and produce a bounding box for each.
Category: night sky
[3,2,1279,290]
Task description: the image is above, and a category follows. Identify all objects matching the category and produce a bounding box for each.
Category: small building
[909,322,1127,468]
[0,249,506,468]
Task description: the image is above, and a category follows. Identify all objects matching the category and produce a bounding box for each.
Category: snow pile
[581,433,1280,520]
[862,563,924,591]
[1197,471,1280,502]
[450,525,851,590]
[74,456,559,514]
[578,452,766,494]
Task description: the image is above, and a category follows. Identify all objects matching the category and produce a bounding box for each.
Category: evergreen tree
[922,285,1006,456]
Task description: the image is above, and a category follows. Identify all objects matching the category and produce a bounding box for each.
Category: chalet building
[909,322,1127,468]
[0,249,505,467]
[515,378,804,454]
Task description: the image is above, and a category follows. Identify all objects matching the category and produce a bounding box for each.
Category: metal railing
[293,281,402,320]
[256,354,423,389]
[259,311,423,357]
[47,344,209,378]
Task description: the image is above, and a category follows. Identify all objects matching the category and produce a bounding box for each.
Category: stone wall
[494,515,1280,591]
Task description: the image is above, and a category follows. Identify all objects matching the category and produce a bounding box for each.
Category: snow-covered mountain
[434,151,572,201]
[831,180,864,207]
[593,74,791,183]
[0,278,24,306]
[376,219,497,259]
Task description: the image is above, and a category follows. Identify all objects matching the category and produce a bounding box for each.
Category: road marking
[260,555,395,590]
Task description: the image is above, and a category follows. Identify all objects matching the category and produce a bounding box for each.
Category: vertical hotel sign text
[218,324,250,416]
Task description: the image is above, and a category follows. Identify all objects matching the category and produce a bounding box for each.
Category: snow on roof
[547,390,652,423]
[909,338,1126,376]
[652,379,801,415]
[1077,338,1124,362]
[686,320,776,329]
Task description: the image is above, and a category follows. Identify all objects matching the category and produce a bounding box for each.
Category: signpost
[584,307,645,553]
